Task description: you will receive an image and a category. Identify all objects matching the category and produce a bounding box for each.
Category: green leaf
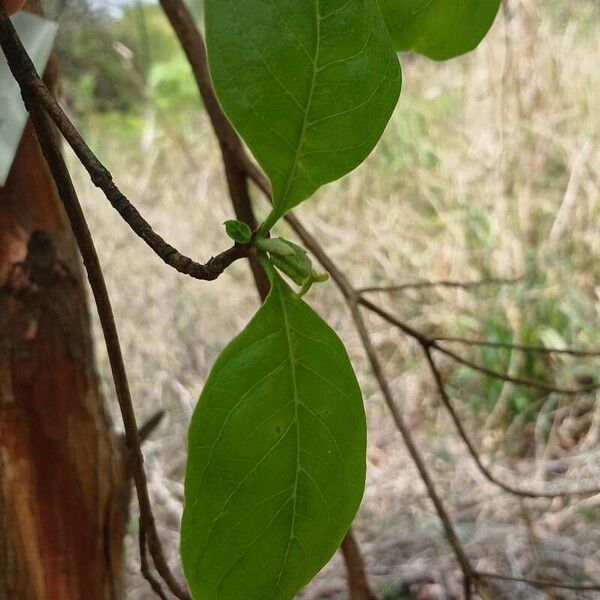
[181,270,366,600]
[205,0,401,231]
[379,0,502,60]
[224,220,253,244]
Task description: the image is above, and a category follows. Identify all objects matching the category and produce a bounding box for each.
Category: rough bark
[0,51,129,599]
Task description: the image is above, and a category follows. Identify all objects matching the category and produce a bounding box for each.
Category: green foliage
[148,54,200,112]
[182,268,366,600]
[56,1,143,113]
[448,285,598,435]
[181,1,503,597]
[379,0,502,60]
[115,3,183,75]
[57,1,191,115]
[204,0,402,232]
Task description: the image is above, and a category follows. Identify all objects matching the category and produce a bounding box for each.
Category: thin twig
[25,102,190,599]
[477,570,600,592]
[423,347,600,498]
[360,298,600,396]
[340,532,380,600]
[0,10,248,282]
[359,276,523,295]
[438,344,600,395]
[435,337,600,357]
[139,530,169,600]
[360,297,600,496]
[348,301,476,598]
[139,410,166,444]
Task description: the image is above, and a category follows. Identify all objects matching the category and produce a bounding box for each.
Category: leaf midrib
[275,0,322,213]
[272,279,301,597]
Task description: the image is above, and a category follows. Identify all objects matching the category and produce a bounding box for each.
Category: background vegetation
[55,0,600,596]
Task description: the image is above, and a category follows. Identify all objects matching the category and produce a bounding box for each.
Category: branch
[0,10,247,282]
[340,532,380,600]
[434,336,600,357]
[139,410,166,444]
[359,276,523,295]
[157,0,270,299]
[139,530,169,600]
[359,297,600,497]
[24,99,190,599]
[477,570,600,592]
[437,343,600,395]
[359,298,600,396]
[346,300,476,598]
[423,346,600,498]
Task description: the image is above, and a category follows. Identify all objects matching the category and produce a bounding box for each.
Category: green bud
[257,236,329,295]
[224,220,252,244]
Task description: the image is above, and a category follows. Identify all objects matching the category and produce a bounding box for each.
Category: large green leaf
[181,269,367,600]
[379,0,502,60]
[205,0,401,230]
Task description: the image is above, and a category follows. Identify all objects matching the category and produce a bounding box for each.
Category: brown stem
[0,10,246,282]
[26,103,190,599]
[341,533,380,600]
[157,0,270,300]
[346,301,475,598]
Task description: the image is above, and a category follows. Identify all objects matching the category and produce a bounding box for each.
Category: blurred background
[52,0,600,597]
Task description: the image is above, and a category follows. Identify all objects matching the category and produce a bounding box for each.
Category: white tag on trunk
[0,12,58,187]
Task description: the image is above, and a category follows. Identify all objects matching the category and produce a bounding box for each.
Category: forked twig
[360,298,600,396]
[423,347,600,498]
[359,297,600,497]
[0,10,248,283]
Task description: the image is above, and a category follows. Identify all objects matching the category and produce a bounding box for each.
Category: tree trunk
[0,47,129,599]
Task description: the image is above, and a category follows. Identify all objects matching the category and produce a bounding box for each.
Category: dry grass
[68,1,600,597]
